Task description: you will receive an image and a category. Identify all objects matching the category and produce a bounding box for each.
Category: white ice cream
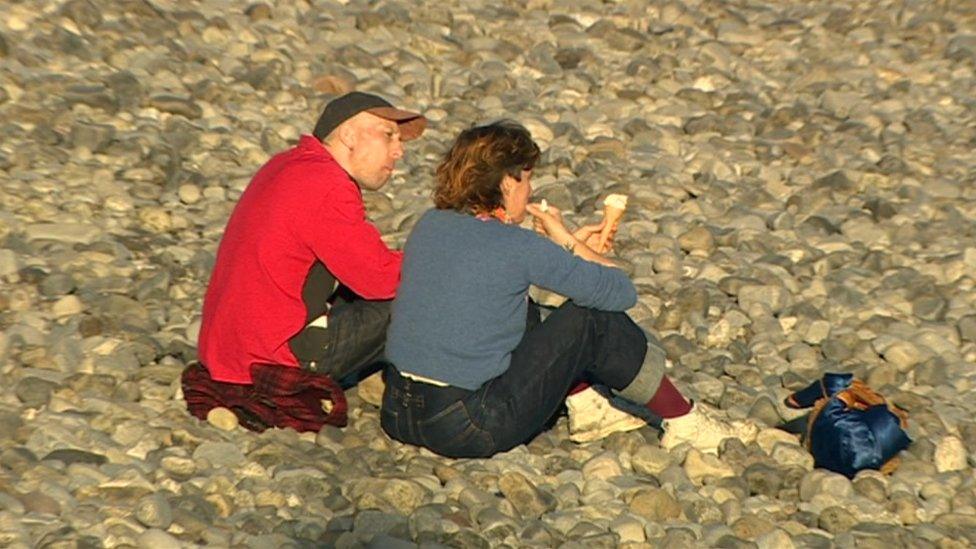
[603,194,628,210]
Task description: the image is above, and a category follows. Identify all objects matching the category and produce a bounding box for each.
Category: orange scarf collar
[474,207,511,224]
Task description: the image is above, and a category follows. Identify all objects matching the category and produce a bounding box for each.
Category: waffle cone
[599,205,625,251]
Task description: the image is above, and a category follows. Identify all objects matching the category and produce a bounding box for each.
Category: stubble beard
[358,171,391,191]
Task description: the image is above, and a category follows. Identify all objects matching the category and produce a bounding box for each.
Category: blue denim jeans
[289,262,391,384]
[380,301,649,458]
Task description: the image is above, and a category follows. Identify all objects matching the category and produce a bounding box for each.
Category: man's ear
[337,122,357,149]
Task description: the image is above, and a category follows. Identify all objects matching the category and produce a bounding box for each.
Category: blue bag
[785,373,912,478]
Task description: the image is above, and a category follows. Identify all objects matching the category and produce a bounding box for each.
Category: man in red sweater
[183,92,426,431]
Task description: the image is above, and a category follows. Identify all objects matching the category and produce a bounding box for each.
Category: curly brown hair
[433,120,541,213]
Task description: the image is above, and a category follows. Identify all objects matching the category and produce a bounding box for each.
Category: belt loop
[391,376,426,410]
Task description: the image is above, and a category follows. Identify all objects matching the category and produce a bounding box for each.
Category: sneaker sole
[570,415,648,443]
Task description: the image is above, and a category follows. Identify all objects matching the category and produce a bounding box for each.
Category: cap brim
[366,106,427,141]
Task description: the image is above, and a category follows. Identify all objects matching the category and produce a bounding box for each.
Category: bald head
[323,112,405,191]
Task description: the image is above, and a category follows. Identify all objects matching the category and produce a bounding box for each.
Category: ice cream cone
[599,194,627,252]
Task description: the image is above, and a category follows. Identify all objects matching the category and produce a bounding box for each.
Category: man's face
[346,114,404,191]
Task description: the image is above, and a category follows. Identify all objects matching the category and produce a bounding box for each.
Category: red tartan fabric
[181,362,347,432]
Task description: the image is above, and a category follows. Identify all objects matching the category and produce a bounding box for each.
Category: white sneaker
[566,386,651,443]
[660,403,759,454]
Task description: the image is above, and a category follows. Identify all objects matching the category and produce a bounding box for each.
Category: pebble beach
[1,0,976,547]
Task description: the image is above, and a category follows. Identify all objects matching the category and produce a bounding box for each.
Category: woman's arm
[521,203,636,311]
[525,203,616,267]
[573,219,614,255]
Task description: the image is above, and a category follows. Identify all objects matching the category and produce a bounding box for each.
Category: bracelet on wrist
[563,239,576,254]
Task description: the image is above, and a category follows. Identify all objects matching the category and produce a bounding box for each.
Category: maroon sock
[568,381,590,396]
[645,376,692,419]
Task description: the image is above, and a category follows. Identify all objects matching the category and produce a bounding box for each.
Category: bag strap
[838,380,909,427]
[786,372,854,409]
[804,395,830,452]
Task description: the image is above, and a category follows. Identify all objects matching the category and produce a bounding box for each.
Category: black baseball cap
[312,91,427,141]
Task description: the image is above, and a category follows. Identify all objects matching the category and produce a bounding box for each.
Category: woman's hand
[526,202,571,243]
[527,203,618,267]
[573,219,613,254]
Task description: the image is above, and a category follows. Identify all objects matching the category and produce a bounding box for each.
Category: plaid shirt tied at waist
[181,362,347,432]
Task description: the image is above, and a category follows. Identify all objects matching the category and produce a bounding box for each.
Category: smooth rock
[881,340,923,372]
[632,445,672,476]
[581,451,623,481]
[731,514,777,540]
[18,491,61,515]
[14,377,60,407]
[498,472,556,519]
[684,448,735,482]
[0,249,18,277]
[24,223,102,244]
[135,493,173,529]
[178,184,202,205]
[52,295,84,318]
[192,441,246,468]
[934,436,967,472]
[206,407,239,431]
[629,487,682,522]
[42,449,106,466]
[357,371,385,407]
[137,528,183,549]
[756,528,795,549]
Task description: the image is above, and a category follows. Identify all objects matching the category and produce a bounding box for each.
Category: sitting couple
[185,92,757,455]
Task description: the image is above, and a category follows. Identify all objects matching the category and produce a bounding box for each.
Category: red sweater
[198,136,402,384]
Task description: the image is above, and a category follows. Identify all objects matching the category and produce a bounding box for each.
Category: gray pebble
[191,441,245,469]
[135,493,173,529]
[137,528,183,549]
[498,472,556,520]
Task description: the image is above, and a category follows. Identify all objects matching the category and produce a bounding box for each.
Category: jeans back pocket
[417,400,495,458]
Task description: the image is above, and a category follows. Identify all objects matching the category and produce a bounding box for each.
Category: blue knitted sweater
[387,209,637,390]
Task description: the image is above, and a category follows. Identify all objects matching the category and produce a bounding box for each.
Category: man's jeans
[289,262,391,384]
[380,301,650,458]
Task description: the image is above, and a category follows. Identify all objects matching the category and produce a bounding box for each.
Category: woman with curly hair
[381,121,756,458]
